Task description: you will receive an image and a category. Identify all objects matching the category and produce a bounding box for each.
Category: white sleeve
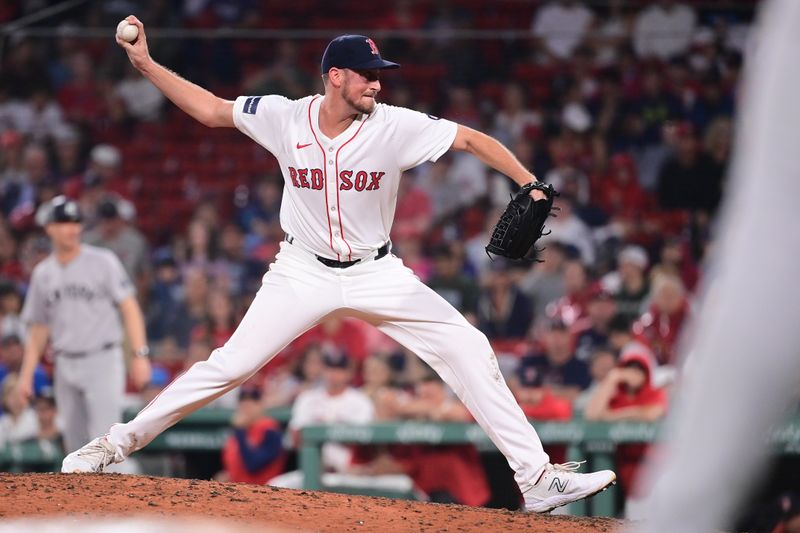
[232,94,292,155]
[389,106,458,171]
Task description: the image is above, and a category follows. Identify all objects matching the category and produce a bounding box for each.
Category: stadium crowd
[0,0,765,519]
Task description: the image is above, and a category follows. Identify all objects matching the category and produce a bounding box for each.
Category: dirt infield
[0,473,622,532]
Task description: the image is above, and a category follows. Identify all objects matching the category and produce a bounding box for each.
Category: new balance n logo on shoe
[549,477,568,493]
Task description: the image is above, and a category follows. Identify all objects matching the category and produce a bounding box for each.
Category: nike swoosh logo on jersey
[296,142,312,149]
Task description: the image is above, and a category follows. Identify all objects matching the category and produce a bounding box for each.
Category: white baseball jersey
[232,94,458,260]
[101,92,560,498]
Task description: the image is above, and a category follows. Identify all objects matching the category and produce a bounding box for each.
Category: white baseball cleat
[523,461,617,513]
[61,436,118,473]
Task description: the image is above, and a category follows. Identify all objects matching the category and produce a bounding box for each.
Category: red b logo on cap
[366,38,379,55]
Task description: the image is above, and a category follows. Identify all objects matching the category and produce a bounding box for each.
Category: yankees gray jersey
[21,244,135,353]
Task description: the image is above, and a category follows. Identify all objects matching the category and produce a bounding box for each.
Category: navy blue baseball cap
[321,35,400,74]
[46,195,82,224]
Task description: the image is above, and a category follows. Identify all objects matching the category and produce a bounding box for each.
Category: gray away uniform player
[15,196,151,453]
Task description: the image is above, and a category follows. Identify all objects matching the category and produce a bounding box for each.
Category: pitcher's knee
[464,328,493,354]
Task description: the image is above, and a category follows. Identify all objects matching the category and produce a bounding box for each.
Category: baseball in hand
[116,20,139,43]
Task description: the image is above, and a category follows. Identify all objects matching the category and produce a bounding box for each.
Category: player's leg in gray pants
[344,254,550,493]
[56,349,126,453]
[54,360,90,454]
[109,242,342,459]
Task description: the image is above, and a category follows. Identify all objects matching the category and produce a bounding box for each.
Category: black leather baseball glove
[485,181,558,260]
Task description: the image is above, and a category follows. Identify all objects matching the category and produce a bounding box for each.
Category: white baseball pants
[109,240,549,490]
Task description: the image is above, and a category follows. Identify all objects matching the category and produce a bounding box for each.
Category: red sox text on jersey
[287,167,385,191]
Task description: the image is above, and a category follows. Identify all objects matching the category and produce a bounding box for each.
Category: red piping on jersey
[335,113,370,261]
[138,367,189,415]
[307,95,338,260]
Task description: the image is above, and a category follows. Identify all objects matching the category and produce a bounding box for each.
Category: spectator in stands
[590,0,631,68]
[518,242,568,325]
[29,386,63,453]
[236,176,282,237]
[71,144,134,225]
[0,280,24,337]
[214,222,257,296]
[573,284,618,362]
[375,0,426,61]
[57,51,102,126]
[632,273,690,366]
[3,39,49,100]
[574,345,618,413]
[546,259,591,328]
[0,228,24,283]
[635,69,683,148]
[362,370,492,506]
[595,153,653,233]
[531,0,595,62]
[242,40,311,101]
[171,266,210,349]
[545,162,591,212]
[294,317,370,365]
[83,197,149,284]
[704,115,733,192]
[4,143,51,217]
[258,358,300,411]
[519,318,591,402]
[477,259,533,340]
[16,233,50,285]
[391,173,433,242]
[427,244,479,322]
[511,357,573,422]
[220,385,286,485]
[0,129,26,215]
[269,349,374,489]
[492,83,543,146]
[145,252,182,344]
[294,344,325,392]
[538,197,595,265]
[0,373,38,445]
[51,124,85,184]
[191,288,237,349]
[6,89,65,143]
[633,0,697,60]
[603,245,650,325]
[114,63,165,122]
[649,236,699,291]
[182,218,219,275]
[685,71,735,132]
[391,235,433,282]
[656,121,724,213]
[360,353,396,414]
[584,347,668,518]
[606,313,633,351]
[0,332,50,403]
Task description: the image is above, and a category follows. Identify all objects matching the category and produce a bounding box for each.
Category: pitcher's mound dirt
[0,473,622,532]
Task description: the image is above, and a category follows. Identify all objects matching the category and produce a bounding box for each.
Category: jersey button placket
[326,147,343,255]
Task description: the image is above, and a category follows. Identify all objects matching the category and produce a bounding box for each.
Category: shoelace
[550,460,586,473]
[77,439,113,465]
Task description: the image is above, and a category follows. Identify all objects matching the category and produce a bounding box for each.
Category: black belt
[57,342,119,358]
[285,234,390,269]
